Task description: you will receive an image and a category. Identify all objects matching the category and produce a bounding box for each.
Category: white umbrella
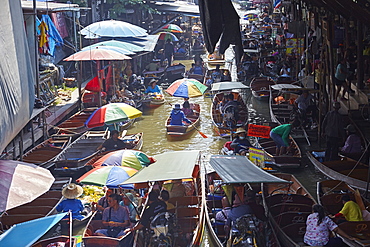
[80,20,147,38]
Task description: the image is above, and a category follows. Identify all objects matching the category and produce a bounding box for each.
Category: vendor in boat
[170,104,192,126]
[294,90,317,128]
[98,130,127,152]
[145,60,160,72]
[56,183,84,220]
[215,196,231,224]
[160,190,175,210]
[124,191,167,234]
[340,124,362,159]
[95,193,130,238]
[330,194,364,222]
[269,119,301,156]
[145,79,161,94]
[225,193,253,236]
[304,204,354,246]
[230,128,252,156]
[181,100,193,116]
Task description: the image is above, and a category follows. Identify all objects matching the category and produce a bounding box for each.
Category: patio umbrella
[0,160,55,212]
[80,20,147,38]
[92,149,155,170]
[64,46,132,61]
[161,24,183,33]
[85,103,142,128]
[157,32,178,42]
[77,166,138,189]
[166,78,208,98]
[82,45,135,56]
[82,40,145,53]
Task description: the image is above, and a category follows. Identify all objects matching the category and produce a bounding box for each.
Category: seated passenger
[190,60,205,75]
[56,183,84,220]
[330,194,364,222]
[98,130,127,152]
[230,128,252,156]
[225,194,253,235]
[160,190,175,210]
[216,197,231,224]
[182,101,194,116]
[120,192,137,223]
[170,104,192,126]
[125,191,167,233]
[95,194,130,238]
[341,124,362,158]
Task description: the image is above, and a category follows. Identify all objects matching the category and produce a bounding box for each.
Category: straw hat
[235,128,247,134]
[62,183,83,199]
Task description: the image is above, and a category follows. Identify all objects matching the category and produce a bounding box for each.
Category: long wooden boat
[256,122,302,168]
[31,236,77,247]
[317,180,370,247]
[142,92,165,108]
[250,77,276,100]
[82,150,205,247]
[307,151,369,191]
[263,173,316,247]
[166,103,201,139]
[54,108,96,136]
[211,91,248,138]
[22,135,71,166]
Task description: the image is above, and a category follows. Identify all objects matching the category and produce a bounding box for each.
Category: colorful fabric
[304,213,337,246]
[340,201,364,221]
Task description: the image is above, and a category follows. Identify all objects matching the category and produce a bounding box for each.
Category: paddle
[167,102,208,138]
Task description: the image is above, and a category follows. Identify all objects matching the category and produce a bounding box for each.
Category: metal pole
[33,0,40,98]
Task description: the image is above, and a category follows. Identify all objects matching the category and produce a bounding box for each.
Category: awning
[0,213,67,247]
[22,1,80,13]
[270,84,302,90]
[154,1,200,16]
[121,150,201,185]
[211,82,249,91]
[116,35,160,53]
[209,155,290,184]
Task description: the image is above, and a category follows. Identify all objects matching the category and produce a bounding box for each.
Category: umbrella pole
[69,210,72,247]
[97,61,103,107]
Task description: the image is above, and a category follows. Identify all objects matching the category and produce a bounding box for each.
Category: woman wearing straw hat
[56,183,84,220]
[230,127,252,155]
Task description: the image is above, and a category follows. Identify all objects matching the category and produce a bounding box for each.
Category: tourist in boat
[222,94,241,126]
[93,188,113,219]
[294,90,317,128]
[98,130,126,152]
[341,124,362,159]
[56,183,84,220]
[269,119,301,156]
[230,128,252,156]
[95,193,130,237]
[245,192,267,222]
[124,191,167,234]
[221,70,231,81]
[215,196,231,224]
[159,189,175,210]
[330,194,364,222]
[181,100,193,116]
[189,60,205,75]
[225,193,253,236]
[322,101,345,161]
[304,204,353,246]
[145,79,161,94]
[169,104,192,126]
[120,192,137,223]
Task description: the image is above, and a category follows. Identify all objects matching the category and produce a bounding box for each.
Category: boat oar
[167,101,208,138]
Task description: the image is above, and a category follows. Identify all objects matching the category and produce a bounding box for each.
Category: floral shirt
[304,213,338,246]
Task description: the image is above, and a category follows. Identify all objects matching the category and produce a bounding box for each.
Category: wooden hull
[263,173,315,247]
[55,108,96,136]
[307,151,369,191]
[142,94,165,108]
[250,77,275,101]
[32,236,77,247]
[211,92,248,138]
[166,104,201,139]
[22,136,71,166]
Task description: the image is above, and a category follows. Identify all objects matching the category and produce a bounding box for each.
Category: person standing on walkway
[322,102,345,161]
[164,39,174,67]
[334,59,350,101]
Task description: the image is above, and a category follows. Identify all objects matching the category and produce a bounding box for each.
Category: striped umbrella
[161,24,183,33]
[157,32,178,42]
[166,78,208,98]
[85,103,142,128]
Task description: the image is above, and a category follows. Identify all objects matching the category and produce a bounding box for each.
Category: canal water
[127,76,326,199]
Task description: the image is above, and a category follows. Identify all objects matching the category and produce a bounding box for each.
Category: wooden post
[357,21,364,89]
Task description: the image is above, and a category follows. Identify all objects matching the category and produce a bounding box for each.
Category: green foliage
[106,0,158,19]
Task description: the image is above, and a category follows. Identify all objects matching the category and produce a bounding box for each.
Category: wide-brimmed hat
[235,128,247,134]
[62,183,83,199]
[149,79,157,85]
[174,104,181,110]
[345,124,356,133]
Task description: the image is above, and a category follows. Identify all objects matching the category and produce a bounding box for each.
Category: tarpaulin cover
[211,82,249,91]
[0,213,67,247]
[209,155,290,184]
[0,0,35,153]
[121,150,200,185]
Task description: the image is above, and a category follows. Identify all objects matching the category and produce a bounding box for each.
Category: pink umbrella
[64,46,132,61]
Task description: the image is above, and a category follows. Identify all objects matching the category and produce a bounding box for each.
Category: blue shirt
[56,199,84,220]
[145,85,161,94]
[102,205,129,223]
[170,109,192,125]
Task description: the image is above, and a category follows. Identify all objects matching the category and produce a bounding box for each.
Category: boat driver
[98,130,127,152]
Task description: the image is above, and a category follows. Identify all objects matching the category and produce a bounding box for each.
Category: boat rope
[323,141,370,196]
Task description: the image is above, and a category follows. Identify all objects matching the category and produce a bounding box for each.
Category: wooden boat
[166,103,200,139]
[307,151,369,191]
[257,122,302,168]
[211,91,248,138]
[317,180,370,247]
[142,92,165,108]
[263,173,316,247]
[203,67,231,85]
[31,236,77,247]
[0,188,64,230]
[54,108,96,137]
[22,135,71,166]
[82,150,205,247]
[250,77,276,100]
